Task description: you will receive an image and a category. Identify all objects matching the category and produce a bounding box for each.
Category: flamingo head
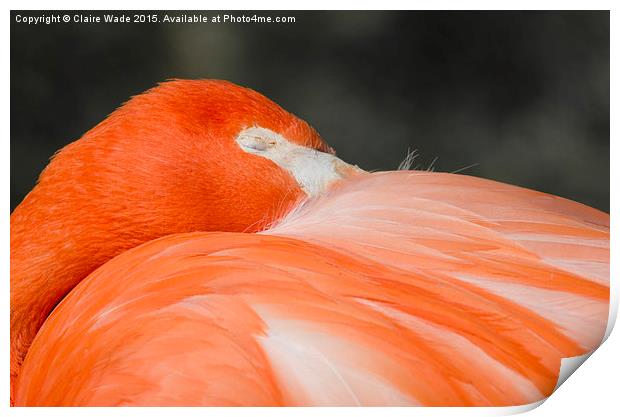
[31,79,361,235]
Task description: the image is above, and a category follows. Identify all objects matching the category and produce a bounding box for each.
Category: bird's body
[11,80,609,406]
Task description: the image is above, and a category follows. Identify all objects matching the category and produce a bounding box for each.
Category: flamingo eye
[237,134,277,152]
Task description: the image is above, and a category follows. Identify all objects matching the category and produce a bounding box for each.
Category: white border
[3,2,617,416]
[2,0,620,10]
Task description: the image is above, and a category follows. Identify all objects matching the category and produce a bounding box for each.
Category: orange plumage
[10,80,609,406]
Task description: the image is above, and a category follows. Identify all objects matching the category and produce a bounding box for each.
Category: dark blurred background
[10,11,610,212]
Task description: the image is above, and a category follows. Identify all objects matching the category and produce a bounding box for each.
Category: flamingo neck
[9,175,304,400]
[10,197,165,395]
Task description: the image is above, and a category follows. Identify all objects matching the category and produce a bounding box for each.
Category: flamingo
[11,79,609,406]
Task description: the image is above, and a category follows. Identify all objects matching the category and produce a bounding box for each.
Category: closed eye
[237,135,277,152]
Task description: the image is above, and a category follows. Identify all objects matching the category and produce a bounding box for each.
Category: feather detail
[16,171,609,406]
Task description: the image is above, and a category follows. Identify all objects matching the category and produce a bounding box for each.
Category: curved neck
[10,169,304,399]
[10,198,147,393]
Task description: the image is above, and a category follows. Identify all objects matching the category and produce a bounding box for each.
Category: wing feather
[16,172,609,406]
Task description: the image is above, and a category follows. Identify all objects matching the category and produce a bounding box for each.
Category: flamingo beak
[334,159,367,180]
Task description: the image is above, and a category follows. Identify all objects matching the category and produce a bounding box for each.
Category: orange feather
[11,80,609,406]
